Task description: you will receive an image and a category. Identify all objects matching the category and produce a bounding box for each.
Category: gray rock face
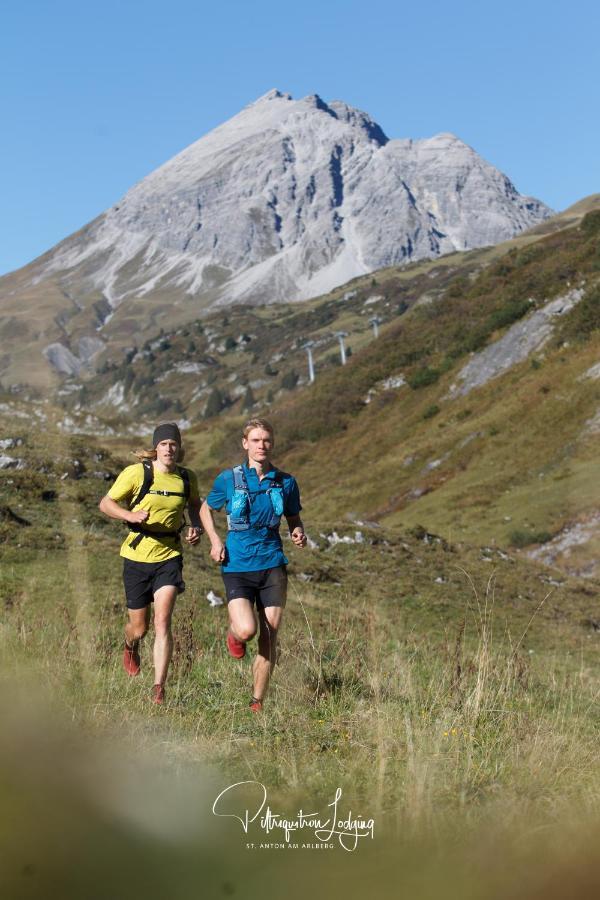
[527,513,600,578]
[78,336,105,363]
[448,289,585,397]
[40,89,553,310]
[43,343,82,376]
[43,336,105,375]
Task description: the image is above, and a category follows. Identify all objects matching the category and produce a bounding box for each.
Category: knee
[236,623,257,642]
[129,624,148,641]
[154,616,172,637]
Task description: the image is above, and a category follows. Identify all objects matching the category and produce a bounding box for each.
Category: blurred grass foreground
[2,527,600,900]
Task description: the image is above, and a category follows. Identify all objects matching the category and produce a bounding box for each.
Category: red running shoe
[123,641,140,676]
[249,697,263,713]
[227,630,246,659]
[152,684,165,705]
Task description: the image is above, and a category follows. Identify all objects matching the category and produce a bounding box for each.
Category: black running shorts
[122,556,185,610]
[221,565,287,609]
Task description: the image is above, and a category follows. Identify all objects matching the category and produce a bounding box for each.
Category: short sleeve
[283,476,302,516]
[206,471,229,511]
[107,465,141,505]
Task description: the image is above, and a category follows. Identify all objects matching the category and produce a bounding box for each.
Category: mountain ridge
[0,89,553,388]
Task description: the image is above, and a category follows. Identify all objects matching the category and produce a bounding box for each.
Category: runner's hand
[210,539,226,563]
[128,509,149,524]
[185,526,202,545]
[290,527,307,548]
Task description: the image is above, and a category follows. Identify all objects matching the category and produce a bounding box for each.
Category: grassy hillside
[2,399,600,898]
[193,209,598,570]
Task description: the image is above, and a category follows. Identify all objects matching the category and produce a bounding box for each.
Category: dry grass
[2,413,600,898]
[2,545,600,899]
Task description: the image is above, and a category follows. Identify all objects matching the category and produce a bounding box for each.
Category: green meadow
[2,411,600,899]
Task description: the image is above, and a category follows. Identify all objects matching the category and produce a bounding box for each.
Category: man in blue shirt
[200,418,307,712]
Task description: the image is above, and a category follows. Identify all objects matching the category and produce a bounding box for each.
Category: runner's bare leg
[126,605,150,645]
[153,586,178,685]
[253,605,283,700]
[228,596,257,643]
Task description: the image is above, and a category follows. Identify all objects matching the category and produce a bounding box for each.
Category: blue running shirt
[206,465,302,572]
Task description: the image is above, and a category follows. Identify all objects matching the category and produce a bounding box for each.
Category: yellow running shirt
[108,463,200,563]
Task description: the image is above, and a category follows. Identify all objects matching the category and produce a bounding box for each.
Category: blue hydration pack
[227,465,285,532]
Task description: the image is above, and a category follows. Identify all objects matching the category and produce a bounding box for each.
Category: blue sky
[1,0,598,275]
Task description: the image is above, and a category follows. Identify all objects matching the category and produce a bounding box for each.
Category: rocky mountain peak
[1,90,554,385]
[252,88,293,104]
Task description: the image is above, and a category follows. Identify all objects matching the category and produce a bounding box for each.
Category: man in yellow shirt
[99,423,202,704]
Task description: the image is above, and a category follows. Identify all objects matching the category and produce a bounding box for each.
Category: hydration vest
[227,465,285,532]
[127,458,190,549]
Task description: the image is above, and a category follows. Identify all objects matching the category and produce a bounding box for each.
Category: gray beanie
[152,422,182,448]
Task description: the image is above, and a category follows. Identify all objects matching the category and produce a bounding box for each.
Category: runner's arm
[98,494,148,524]
[185,497,203,545]
[200,500,226,562]
[285,513,307,548]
